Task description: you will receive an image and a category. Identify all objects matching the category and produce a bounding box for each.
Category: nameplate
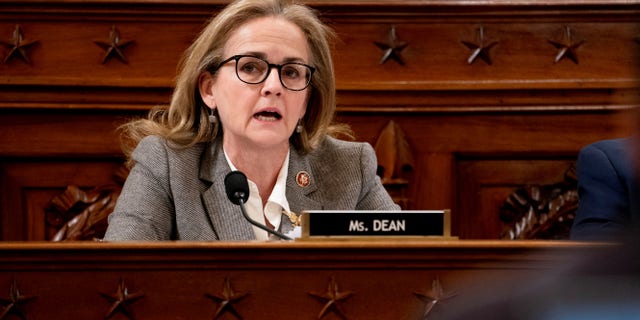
[300,210,452,238]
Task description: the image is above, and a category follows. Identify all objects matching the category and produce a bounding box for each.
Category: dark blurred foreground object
[438,237,640,320]
[442,134,640,319]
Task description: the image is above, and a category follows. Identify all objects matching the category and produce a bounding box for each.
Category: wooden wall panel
[456,158,577,238]
[0,10,202,88]
[0,160,124,240]
[0,110,135,241]
[340,110,634,225]
[0,110,138,157]
[333,21,640,90]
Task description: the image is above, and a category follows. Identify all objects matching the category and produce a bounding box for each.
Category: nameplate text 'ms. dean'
[300,210,453,239]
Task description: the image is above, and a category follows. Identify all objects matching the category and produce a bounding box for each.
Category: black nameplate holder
[300,210,455,239]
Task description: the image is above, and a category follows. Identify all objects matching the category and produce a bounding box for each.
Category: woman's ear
[198,72,216,109]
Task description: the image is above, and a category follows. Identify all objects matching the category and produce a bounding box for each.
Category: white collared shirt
[224,149,291,240]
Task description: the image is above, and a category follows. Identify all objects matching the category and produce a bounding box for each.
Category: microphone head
[224,171,250,205]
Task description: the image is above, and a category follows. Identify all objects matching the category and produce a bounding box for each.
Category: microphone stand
[236,192,292,240]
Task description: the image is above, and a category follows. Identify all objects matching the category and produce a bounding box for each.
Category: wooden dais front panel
[0,241,622,319]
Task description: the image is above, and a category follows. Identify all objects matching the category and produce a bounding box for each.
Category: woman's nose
[260,67,283,95]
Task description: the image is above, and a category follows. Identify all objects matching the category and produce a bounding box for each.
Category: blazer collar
[199,139,255,240]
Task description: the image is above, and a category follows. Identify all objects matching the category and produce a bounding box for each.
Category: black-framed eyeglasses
[215,55,315,91]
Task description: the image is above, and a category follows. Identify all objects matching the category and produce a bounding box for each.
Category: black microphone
[224,171,292,240]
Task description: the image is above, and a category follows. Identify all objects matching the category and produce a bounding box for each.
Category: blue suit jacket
[570,137,639,241]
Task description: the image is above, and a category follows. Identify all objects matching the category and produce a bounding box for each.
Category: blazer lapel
[198,142,322,240]
[199,140,255,240]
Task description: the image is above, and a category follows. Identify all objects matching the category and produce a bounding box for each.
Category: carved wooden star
[308,277,354,320]
[1,25,39,64]
[99,278,145,320]
[548,25,585,64]
[374,25,409,65]
[204,277,248,320]
[0,279,37,320]
[461,26,498,65]
[94,25,135,64]
[413,278,457,319]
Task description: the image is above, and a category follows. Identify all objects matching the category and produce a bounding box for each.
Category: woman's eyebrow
[238,51,307,63]
[282,56,307,64]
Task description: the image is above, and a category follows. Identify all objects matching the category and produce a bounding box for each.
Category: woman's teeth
[254,111,281,121]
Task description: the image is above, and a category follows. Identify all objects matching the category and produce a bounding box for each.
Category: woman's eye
[282,66,301,79]
[240,63,259,73]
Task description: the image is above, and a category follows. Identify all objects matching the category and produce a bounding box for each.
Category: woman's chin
[247,133,290,149]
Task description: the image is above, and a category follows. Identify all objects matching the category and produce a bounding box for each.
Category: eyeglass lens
[235,56,312,90]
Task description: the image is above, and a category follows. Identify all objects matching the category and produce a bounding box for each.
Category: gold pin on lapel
[296,171,310,187]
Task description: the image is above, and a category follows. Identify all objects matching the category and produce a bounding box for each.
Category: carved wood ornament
[461,26,498,65]
[0,279,37,320]
[99,278,144,320]
[94,25,135,64]
[0,25,39,64]
[548,26,585,64]
[374,25,408,65]
[374,120,415,208]
[499,164,578,240]
[204,277,248,320]
[47,166,129,241]
[413,277,456,320]
[308,277,354,320]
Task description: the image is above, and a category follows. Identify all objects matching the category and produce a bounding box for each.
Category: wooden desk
[0,240,614,319]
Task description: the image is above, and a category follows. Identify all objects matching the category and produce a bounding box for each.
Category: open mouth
[253,110,282,121]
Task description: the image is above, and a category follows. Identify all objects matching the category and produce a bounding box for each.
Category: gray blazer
[104,135,399,241]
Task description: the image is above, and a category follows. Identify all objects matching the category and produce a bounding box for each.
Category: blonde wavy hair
[119,0,350,163]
